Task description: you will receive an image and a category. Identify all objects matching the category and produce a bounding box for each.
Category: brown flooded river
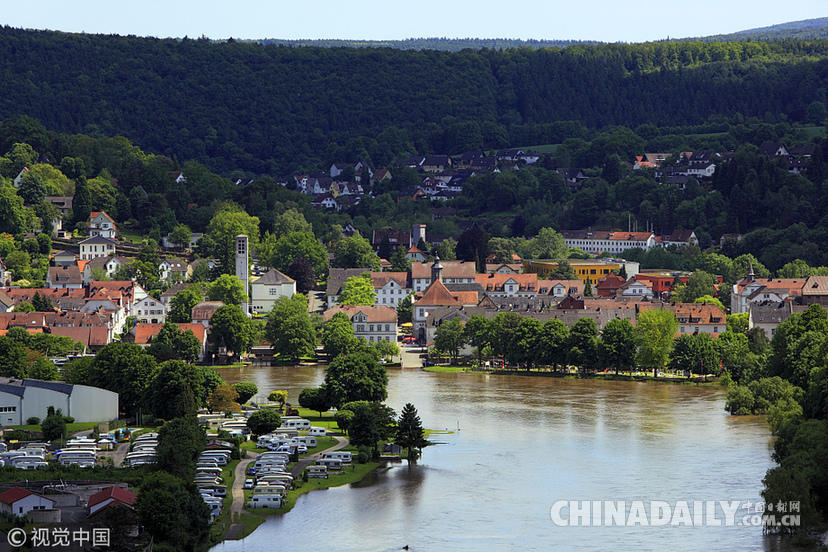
[210,366,790,552]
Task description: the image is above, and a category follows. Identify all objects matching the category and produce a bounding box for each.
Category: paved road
[290,435,348,478]
[307,290,325,314]
[400,345,426,369]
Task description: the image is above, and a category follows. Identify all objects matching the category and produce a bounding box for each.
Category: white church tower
[235,234,250,315]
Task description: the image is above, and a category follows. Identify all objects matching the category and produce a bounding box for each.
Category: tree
[17,172,47,205]
[170,224,193,248]
[40,407,67,442]
[396,403,429,462]
[433,318,465,363]
[671,270,718,303]
[233,382,258,405]
[268,390,288,408]
[0,336,27,378]
[29,357,59,381]
[397,293,414,324]
[143,360,201,419]
[169,284,204,323]
[4,250,31,279]
[377,234,393,260]
[204,204,260,275]
[89,343,158,417]
[299,387,331,417]
[147,322,202,363]
[463,315,491,363]
[136,471,210,551]
[346,401,397,454]
[389,245,411,272]
[636,309,679,376]
[72,175,92,227]
[247,409,282,436]
[209,304,256,359]
[332,234,380,271]
[271,232,329,280]
[693,295,725,312]
[206,274,247,306]
[206,384,240,413]
[507,318,542,368]
[322,311,359,358]
[600,318,637,375]
[669,333,718,378]
[324,351,388,408]
[264,295,316,362]
[548,260,577,280]
[286,256,316,294]
[338,273,376,306]
[273,208,313,236]
[567,317,598,370]
[435,237,457,261]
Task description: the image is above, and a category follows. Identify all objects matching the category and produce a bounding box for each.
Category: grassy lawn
[10,422,99,433]
[422,365,469,373]
[279,461,381,513]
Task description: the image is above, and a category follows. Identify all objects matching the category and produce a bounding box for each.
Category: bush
[63,416,75,424]
[357,446,372,464]
[5,430,34,442]
[26,417,40,425]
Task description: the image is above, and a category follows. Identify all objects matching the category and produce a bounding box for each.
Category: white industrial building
[0,379,119,426]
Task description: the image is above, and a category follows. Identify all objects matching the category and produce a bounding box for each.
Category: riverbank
[218,408,387,544]
[422,365,721,384]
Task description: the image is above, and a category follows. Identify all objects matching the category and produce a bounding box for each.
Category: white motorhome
[248,495,282,509]
[306,465,328,478]
[323,451,352,463]
[282,418,311,430]
[315,457,342,470]
[253,485,287,497]
[308,427,326,436]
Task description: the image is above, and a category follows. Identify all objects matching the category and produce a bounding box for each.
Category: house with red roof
[87,486,136,521]
[127,323,208,360]
[89,211,117,239]
[0,487,55,517]
[323,305,398,345]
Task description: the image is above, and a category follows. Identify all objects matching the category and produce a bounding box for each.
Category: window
[356,325,364,332]
[269,288,279,295]
[385,324,390,332]
[369,325,374,332]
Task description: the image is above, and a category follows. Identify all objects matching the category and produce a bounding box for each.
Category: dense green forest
[2,26,828,175]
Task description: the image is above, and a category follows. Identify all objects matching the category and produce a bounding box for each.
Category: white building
[0,378,119,425]
[0,488,55,517]
[79,236,116,260]
[251,269,296,314]
[89,211,117,239]
[236,235,250,314]
[323,305,398,344]
[135,296,168,324]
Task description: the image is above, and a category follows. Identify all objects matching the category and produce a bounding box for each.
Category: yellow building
[522,259,640,285]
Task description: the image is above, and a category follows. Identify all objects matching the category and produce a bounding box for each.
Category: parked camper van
[315,457,342,471]
[253,485,287,497]
[249,495,282,509]
[282,418,311,430]
[323,451,352,463]
[308,427,326,436]
[306,465,328,479]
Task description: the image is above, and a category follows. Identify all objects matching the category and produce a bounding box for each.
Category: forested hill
[2,26,828,175]
[702,17,828,42]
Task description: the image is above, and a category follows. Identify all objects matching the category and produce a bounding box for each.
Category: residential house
[556,168,589,191]
[311,192,339,211]
[159,258,191,283]
[405,246,428,262]
[595,274,627,298]
[397,187,427,202]
[323,305,398,345]
[421,156,452,173]
[0,488,55,517]
[658,230,698,248]
[799,275,828,307]
[749,301,806,339]
[79,236,116,260]
[46,266,83,289]
[759,142,789,157]
[670,303,726,336]
[83,255,132,284]
[135,296,167,324]
[731,269,806,314]
[618,277,655,299]
[412,261,479,341]
[539,279,583,298]
[89,211,117,239]
[162,232,203,249]
[475,273,543,298]
[52,250,76,267]
[87,486,136,522]
[250,269,296,314]
[371,272,410,308]
[0,291,13,313]
[192,301,225,327]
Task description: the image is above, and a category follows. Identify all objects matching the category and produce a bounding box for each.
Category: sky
[3,1,827,43]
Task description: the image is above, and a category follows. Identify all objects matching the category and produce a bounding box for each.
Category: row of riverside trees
[433,310,768,378]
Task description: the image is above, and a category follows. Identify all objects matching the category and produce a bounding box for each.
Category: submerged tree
[396,403,429,463]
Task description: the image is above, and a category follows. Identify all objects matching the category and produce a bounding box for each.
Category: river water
[210,366,789,552]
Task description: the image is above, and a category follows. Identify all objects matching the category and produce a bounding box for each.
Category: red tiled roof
[0,487,35,505]
[88,486,136,509]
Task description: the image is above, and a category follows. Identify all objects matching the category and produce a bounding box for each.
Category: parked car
[243,479,254,490]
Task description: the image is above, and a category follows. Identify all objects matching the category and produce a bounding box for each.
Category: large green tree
[147,322,202,363]
[204,204,260,275]
[90,343,158,417]
[600,318,638,375]
[206,273,248,306]
[322,312,359,358]
[246,409,281,436]
[338,273,377,306]
[332,234,380,271]
[324,350,388,408]
[169,284,204,323]
[265,294,316,362]
[270,231,329,280]
[209,304,256,359]
[636,309,679,376]
[396,403,429,462]
[143,360,202,419]
[433,318,466,364]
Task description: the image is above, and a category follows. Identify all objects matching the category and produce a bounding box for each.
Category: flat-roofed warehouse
[0,378,118,425]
